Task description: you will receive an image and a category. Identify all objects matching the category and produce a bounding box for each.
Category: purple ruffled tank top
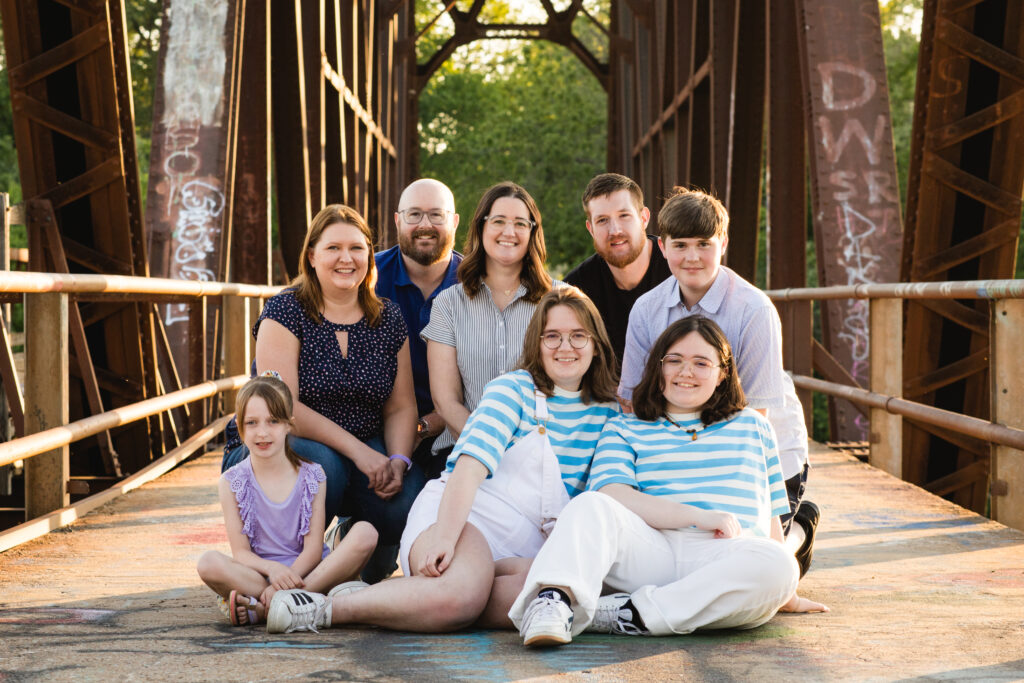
[223,458,330,565]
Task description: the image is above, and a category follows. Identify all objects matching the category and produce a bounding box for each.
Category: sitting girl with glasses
[262,287,621,634]
[509,316,827,647]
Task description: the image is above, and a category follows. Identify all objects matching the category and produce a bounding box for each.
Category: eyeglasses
[485,215,534,232]
[398,208,451,226]
[541,331,592,349]
[660,354,721,379]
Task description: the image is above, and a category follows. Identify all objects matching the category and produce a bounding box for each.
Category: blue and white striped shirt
[448,369,620,497]
[588,408,790,537]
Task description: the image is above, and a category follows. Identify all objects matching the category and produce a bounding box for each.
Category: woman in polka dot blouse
[222,205,425,583]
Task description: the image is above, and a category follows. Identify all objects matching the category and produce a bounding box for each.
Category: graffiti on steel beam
[154,0,230,327]
[801,0,903,440]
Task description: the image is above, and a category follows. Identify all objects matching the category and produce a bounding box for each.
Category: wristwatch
[416,417,430,436]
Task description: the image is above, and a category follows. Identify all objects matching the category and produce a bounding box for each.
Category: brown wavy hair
[235,375,308,470]
[291,204,383,327]
[457,181,552,303]
[517,287,618,403]
[631,317,746,426]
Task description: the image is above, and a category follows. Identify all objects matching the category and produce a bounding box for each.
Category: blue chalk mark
[209,641,330,649]
[389,632,511,681]
[536,641,623,672]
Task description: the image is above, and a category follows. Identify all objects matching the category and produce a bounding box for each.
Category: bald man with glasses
[375,179,463,480]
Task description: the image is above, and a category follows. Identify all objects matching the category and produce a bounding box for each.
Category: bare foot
[778,593,829,613]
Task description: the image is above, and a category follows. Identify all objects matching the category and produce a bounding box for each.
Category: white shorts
[398,474,548,576]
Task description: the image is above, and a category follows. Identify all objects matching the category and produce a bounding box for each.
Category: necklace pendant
[685,428,698,441]
[538,426,546,434]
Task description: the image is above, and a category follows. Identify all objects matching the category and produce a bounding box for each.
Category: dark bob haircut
[631,316,746,426]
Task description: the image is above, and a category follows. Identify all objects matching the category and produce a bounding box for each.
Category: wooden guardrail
[0,268,281,551]
[766,280,1024,530]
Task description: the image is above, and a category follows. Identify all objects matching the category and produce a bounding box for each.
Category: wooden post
[869,298,902,477]
[222,296,251,412]
[24,292,69,518]
[991,299,1024,530]
[188,298,207,436]
[779,299,814,427]
[248,298,261,362]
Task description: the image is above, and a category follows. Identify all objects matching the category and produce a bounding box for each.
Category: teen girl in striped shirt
[511,316,827,647]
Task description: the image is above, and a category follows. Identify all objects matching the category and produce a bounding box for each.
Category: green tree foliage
[880,0,922,209]
[416,2,608,273]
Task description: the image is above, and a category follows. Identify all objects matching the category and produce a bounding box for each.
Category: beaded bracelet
[388,453,412,471]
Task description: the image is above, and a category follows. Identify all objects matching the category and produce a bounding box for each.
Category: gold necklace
[489,280,517,297]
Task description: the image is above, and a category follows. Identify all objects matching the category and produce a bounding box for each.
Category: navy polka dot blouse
[225,289,408,451]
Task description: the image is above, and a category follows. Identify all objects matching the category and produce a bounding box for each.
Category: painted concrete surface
[1,443,1023,682]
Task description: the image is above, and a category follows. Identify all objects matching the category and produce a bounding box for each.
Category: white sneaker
[266,589,332,634]
[327,580,369,598]
[586,592,647,635]
[520,596,573,647]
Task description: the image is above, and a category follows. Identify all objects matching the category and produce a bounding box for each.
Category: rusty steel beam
[0,0,155,474]
[796,0,904,443]
[231,0,271,286]
[145,0,243,408]
[901,0,1024,511]
[271,0,313,280]
[767,0,807,291]
[723,0,767,282]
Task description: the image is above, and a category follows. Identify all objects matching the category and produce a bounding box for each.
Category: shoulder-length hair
[517,286,619,403]
[291,204,383,327]
[457,181,552,303]
[235,375,308,470]
[632,317,746,425]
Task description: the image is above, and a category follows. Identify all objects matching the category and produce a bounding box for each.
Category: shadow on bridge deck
[1,443,1023,682]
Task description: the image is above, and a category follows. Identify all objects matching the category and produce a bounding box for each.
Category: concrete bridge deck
[1,442,1023,682]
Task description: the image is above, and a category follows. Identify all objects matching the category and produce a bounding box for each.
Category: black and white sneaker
[587,593,648,635]
[520,595,574,647]
[266,589,332,634]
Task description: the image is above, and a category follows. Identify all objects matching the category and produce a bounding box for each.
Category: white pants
[508,491,799,636]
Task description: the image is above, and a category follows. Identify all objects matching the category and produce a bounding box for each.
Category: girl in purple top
[198,374,379,626]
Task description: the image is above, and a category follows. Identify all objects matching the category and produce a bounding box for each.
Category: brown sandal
[228,590,261,626]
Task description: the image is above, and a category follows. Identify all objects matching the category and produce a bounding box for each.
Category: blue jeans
[222,435,426,546]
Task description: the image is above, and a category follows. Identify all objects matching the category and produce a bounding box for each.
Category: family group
[195,173,827,648]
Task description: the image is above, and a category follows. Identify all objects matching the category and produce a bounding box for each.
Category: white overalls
[399,391,569,575]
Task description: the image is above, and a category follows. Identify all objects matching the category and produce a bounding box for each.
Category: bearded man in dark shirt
[564,173,670,364]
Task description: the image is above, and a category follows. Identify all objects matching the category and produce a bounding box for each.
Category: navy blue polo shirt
[375,245,462,417]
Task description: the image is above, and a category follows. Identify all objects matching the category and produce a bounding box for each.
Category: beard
[595,234,645,269]
[399,226,454,266]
